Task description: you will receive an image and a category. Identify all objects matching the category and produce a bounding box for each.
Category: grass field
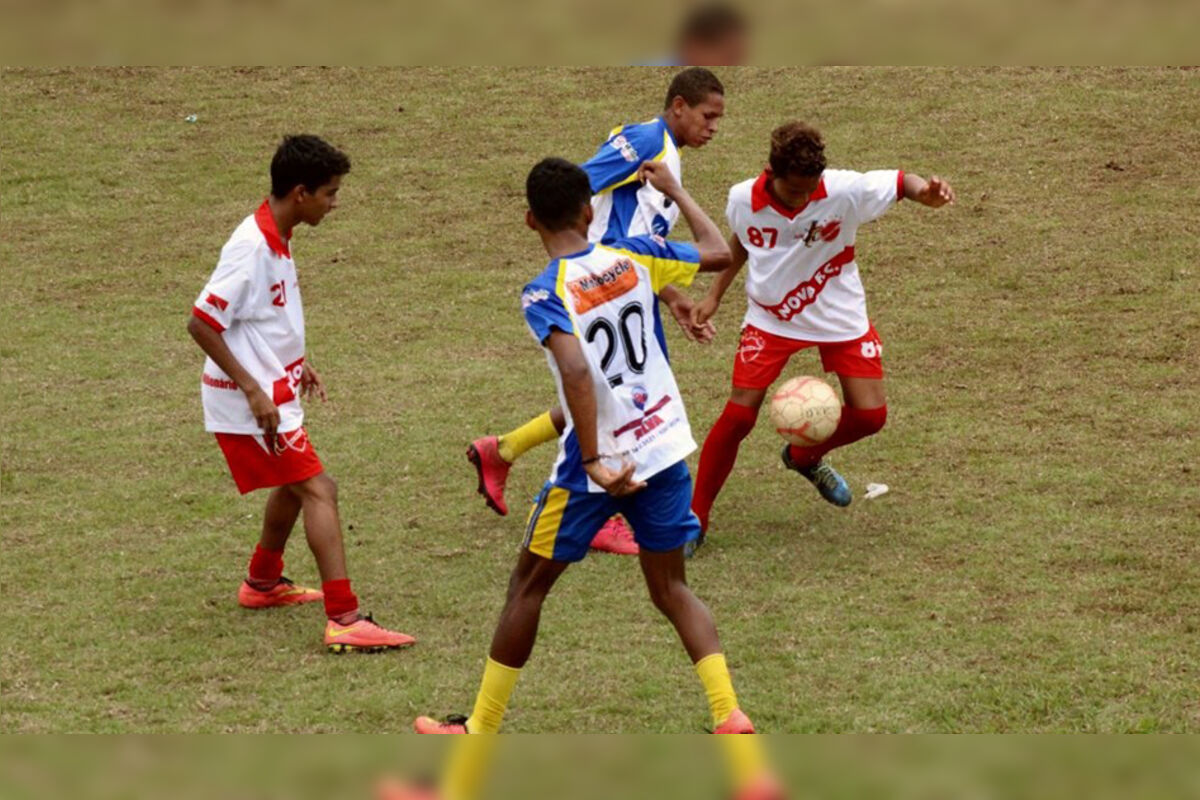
[2,67,1198,734]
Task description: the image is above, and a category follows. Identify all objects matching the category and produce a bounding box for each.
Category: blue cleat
[782,446,852,507]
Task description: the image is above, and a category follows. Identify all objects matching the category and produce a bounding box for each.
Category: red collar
[254,199,292,258]
[750,170,826,219]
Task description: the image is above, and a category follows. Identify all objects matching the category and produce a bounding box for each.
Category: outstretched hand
[691,295,720,327]
[916,176,956,208]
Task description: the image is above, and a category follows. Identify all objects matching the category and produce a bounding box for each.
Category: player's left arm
[901,172,956,207]
[300,361,327,402]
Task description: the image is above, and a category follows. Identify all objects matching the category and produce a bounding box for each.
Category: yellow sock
[695,652,739,728]
[497,411,558,463]
[439,734,497,800]
[716,735,770,794]
[465,657,521,734]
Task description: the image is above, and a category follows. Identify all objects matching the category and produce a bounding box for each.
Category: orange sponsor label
[567,258,638,314]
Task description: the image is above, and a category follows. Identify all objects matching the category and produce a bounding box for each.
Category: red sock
[787,405,887,469]
[322,578,359,623]
[691,401,759,531]
[247,544,284,589]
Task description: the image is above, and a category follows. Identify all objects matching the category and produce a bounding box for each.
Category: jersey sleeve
[521,278,574,345]
[581,122,667,195]
[725,187,745,247]
[611,234,701,293]
[192,239,255,332]
[846,169,904,225]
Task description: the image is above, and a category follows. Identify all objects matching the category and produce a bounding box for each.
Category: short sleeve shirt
[192,200,307,434]
[726,168,903,343]
[521,235,700,491]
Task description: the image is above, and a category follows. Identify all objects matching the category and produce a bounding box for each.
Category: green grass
[1,67,1198,734]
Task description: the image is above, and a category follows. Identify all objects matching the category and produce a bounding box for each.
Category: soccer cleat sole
[466,444,507,516]
[327,641,416,655]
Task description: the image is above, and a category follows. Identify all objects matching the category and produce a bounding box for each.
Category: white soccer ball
[768,376,841,446]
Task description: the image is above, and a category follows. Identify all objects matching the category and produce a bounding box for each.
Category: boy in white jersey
[415,157,772,746]
[466,68,726,555]
[188,135,414,653]
[690,121,955,537]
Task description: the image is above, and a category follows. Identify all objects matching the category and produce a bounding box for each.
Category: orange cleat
[413,714,469,734]
[237,576,323,609]
[467,436,511,516]
[713,708,756,734]
[325,614,416,653]
[589,515,639,555]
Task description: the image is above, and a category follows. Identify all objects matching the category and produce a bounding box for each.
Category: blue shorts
[522,460,702,563]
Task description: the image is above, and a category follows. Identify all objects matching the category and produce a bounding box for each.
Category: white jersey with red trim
[192,200,307,434]
[726,168,903,343]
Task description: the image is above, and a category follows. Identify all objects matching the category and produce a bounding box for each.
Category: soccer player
[690,121,955,536]
[468,67,726,555]
[187,134,415,653]
[414,157,761,740]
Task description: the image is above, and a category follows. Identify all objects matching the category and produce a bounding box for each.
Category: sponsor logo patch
[567,258,638,314]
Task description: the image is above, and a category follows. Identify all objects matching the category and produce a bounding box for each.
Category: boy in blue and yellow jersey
[416,158,773,748]
[468,68,726,555]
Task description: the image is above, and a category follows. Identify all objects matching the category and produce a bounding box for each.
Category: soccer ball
[768,376,841,446]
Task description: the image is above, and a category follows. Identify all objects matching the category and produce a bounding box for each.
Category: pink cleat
[413,714,469,734]
[589,515,639,555]
[467,436,511,516]
[324,614,416,653]
[713,708,756,734]
[238,576,323,609]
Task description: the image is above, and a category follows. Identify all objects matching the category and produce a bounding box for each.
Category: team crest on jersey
[521,288,550,309]
[631,384,648,411]
[567,258,637,314]
[798,219,843,247]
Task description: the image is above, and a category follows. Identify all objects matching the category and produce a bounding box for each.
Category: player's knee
[647,578,686,616]
[295,472,338,504]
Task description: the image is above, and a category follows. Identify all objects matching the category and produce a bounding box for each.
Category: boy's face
[771,171,822,208]
[670,92,725,149]
[296,174,343,226]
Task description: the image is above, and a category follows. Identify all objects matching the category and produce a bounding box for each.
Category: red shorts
[732,323,884,390]
[214,427,324,494]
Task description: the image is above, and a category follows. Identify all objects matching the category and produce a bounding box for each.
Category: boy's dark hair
[664,67,725,110]
[270,134,351,198]
[526,157,592,232]
[769,121,826,178]
[679,3,746,46]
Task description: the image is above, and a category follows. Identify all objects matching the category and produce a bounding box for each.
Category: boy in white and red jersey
[690,121,955,537]
[188,134,414,653]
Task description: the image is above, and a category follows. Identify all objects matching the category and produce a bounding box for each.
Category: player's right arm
[187,317,280,442]
[189,245,280,444]
[637,161,730,272]
[693,232,747,326]
[545,332,644,497]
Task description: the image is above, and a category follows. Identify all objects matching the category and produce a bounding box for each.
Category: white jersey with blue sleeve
[521,235,701,492]
[583,117,682,245]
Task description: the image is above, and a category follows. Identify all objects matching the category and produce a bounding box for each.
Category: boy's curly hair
[768,121,826,178]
